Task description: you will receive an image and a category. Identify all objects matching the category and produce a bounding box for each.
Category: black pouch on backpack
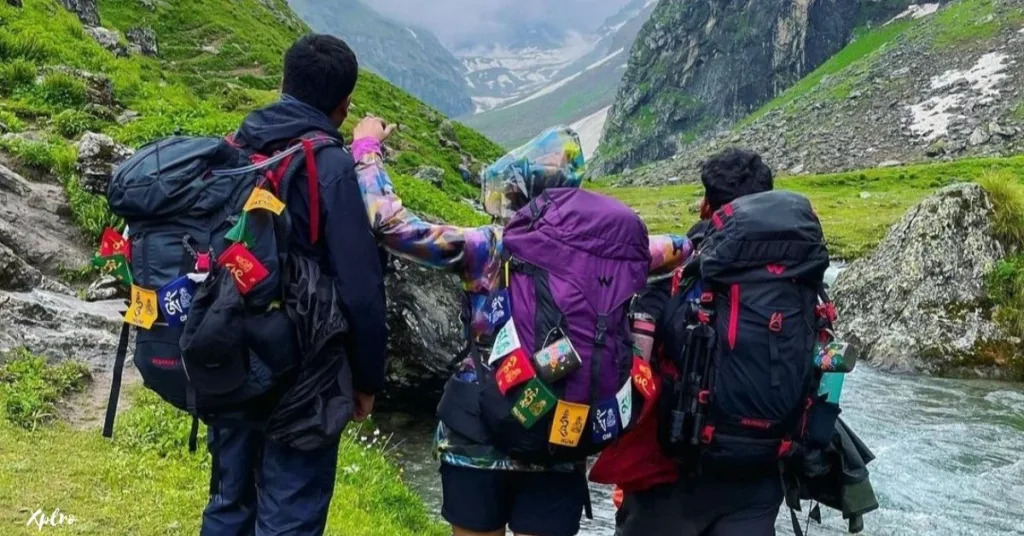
[437,374,492,446]
[805,397,842,448]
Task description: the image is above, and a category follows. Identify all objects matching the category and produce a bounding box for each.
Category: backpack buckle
[195,252,211,273]
[769,312,783,333]
[700,425,715,444]
[697,390,710,405]
[700,292,714,305]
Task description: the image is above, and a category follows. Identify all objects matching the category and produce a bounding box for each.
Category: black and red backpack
[654,190,837,474]
[103,130,339,450]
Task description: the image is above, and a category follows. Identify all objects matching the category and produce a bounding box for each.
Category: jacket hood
[237,96,343,153]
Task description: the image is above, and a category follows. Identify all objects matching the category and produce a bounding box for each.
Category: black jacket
[236,97,389,395]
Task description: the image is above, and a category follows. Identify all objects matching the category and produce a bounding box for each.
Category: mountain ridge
[287,0,474,117]
[461,0,657,150]
[610,0,1024,187]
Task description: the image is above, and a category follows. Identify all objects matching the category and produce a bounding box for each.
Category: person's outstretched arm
[648,234,693,280]
[350,126,499,281]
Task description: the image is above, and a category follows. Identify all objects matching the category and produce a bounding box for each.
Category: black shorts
[615,474,784,536]
[440,463,588,536]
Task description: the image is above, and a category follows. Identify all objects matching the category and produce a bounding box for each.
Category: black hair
[282,34,359,117]
[700,148,774,210]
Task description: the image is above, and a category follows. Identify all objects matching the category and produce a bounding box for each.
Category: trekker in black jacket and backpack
[200,35,388,536]
[610,149,795,536]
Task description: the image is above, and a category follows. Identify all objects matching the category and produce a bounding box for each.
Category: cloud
[368,0,633,47]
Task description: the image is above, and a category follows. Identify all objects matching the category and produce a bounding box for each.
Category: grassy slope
[0,0,501,241]
[0,390,446,536]
[596,156,1024,260]
[0,1,506,533]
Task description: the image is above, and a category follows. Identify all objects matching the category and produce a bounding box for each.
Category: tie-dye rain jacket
[354,154,693,472]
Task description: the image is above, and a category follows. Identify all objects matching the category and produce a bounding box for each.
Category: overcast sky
[368,0,634,48]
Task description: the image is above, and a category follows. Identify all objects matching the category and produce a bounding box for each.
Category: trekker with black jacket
[591,149,787,536]
[201,35,388,535]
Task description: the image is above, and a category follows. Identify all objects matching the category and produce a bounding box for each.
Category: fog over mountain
[368,0,633,49]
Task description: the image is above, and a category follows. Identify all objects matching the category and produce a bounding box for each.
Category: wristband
[352,138,382,161]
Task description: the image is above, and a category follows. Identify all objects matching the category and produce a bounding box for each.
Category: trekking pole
[670,325,699,447]
[688,304,716,447]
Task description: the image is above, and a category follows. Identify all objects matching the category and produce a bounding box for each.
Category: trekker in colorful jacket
[349,124,692,536]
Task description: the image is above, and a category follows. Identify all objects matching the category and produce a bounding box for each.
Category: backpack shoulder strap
[272,132,342,246]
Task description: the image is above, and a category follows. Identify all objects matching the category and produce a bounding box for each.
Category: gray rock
[84,27,126,57]
[116,110,141,125]
[200,44,220,55]
[877,160,903,168]
[0,289,124,370]
[412,166,445,188]
[382,259,463,406]
[76,132,134,196]
[989,122,1017,138]
[85,275,128,302]
[58,0,100,27]
[126,27,158,56]
[969,126,992,146]
[0,242,42,291]
[0,162,91,276]
[790,164,806,175]
[833,184,1018,379]
[859,192,872,199]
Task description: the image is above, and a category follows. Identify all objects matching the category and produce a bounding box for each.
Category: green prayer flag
[91,254,133,285]
[225,212,254,247]
[511,378,557,429]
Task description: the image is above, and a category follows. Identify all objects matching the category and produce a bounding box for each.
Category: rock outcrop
[833,183,1020,379]
[382,257,464,407]
[58,0,100,27]
[84,27,127,57]
[126,27,158,57]
[76,132,134,196]
[599,0,915,175]
[0,158,122,369]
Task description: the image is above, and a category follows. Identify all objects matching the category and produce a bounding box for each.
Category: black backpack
[655,191,835,473]
[101,132,337,450]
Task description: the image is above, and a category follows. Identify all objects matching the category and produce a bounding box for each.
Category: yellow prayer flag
[124,285,159,329]
[548,400,590,447]
[243,188,286,215]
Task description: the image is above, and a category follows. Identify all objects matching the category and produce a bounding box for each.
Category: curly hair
[700,148,774,210]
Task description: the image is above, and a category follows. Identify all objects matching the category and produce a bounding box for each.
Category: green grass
[930,0,1022,48]
[595,156,1024,260]
[0,361,447,536]
[0,0,504,242]
[0,349,90,430]
[739,19,914,128]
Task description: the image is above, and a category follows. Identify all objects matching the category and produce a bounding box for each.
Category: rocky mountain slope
[287,0,474,117]
[610,0,1024,186]
[0,0,505,405]
[598,0,921,176]
[460,0,658,150]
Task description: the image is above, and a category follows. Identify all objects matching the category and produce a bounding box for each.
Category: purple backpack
[477,188,652,464]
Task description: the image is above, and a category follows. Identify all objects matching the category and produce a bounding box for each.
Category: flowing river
[376,265,1024,535]
[379,368,1024,535]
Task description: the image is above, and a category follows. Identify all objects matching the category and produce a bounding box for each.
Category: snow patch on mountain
[571,106,611,160]
[907,51,1013,140]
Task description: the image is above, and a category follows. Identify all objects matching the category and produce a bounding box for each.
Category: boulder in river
[833,183,1021,379]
